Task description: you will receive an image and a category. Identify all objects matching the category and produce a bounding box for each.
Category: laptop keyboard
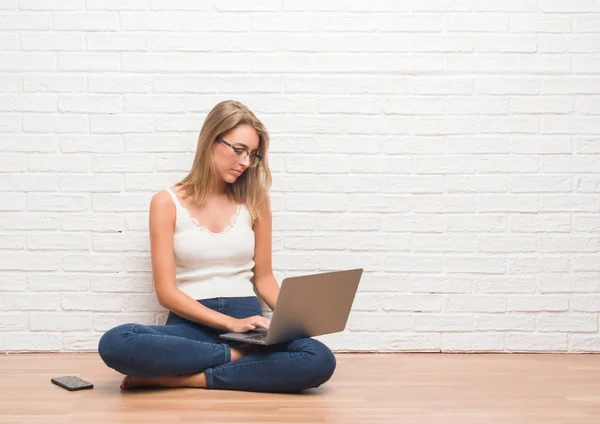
[243,332,267,341]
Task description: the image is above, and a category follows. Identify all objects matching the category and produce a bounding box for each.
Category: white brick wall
[1,1,599,353]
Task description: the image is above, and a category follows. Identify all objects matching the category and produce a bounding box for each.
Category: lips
[231,169,242,176]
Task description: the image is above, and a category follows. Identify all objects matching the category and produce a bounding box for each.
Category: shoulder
[150,189,177,223]
[258,187,271,209]
[149,190,178,234]
[254,187,271,223]
[151,190,175,210]
[254,187,271,219]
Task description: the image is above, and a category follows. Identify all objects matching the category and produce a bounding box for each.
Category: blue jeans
[97,296,336,393]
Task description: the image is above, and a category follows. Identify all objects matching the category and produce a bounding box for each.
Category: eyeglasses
[216,136,262,168]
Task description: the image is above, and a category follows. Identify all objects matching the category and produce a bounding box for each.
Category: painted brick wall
[1,0,599,353]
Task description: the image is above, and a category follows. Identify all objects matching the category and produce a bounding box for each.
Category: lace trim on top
[186,203,243,235]
[166,188,243,235]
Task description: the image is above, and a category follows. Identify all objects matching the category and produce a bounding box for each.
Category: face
[212,124,260,184]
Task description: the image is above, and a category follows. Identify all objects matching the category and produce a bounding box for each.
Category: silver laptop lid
[266,268,363,344]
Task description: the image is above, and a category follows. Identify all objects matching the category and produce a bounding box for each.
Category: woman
[98,100,336,393]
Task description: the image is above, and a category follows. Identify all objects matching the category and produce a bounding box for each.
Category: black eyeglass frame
[216,136,263,168]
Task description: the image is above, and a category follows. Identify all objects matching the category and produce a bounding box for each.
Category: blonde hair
[176,100,272,223]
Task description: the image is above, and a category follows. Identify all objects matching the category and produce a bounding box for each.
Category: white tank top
[164,188,256,300]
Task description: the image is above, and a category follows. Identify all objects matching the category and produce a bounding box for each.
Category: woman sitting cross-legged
[97,100,336,393]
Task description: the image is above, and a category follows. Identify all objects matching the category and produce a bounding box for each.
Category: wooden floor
[0,353,599,424]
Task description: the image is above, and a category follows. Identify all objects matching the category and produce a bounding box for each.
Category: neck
[209,178,228,198]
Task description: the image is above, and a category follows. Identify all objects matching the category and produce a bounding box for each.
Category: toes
[120,376,132,389]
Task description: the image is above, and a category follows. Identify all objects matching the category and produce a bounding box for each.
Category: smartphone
[51,376,94,391]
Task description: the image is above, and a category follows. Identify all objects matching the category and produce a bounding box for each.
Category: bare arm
[150,190,236,331]
[252,190,280,311]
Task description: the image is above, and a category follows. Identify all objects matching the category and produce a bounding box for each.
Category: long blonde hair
[176,100,272,223]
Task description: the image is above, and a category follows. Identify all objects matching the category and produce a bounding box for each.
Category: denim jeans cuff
[224,343,231,363]
[205,368,213,389]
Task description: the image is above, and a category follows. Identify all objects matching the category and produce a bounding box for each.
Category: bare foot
[119,344,262,389]
[229,346,243,362]
[120,376,144,389]
[230,343,261,361]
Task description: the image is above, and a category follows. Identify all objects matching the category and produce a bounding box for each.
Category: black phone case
[51,376,94,391]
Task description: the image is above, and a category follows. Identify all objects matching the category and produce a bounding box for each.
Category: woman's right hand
[227,315,271,333]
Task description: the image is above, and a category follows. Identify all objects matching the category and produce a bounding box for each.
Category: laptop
[219,268,363,345]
